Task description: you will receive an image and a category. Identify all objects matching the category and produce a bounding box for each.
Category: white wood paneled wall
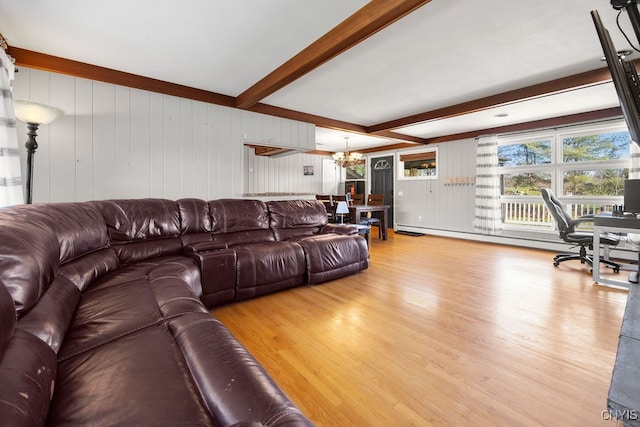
[243,147,328,196]
[395,138,477,232]
[12,67,249,202]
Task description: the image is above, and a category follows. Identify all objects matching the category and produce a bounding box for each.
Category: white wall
[14,67,317,203]
[377,138,477,233]
[9,66,589,254]
[8,68,566,247]
[243,146,330,197]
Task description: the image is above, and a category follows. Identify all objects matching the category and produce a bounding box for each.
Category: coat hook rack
[443,176,475,186]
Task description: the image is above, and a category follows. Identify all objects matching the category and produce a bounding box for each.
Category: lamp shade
[14,100,64,125]
[335,201,349,214]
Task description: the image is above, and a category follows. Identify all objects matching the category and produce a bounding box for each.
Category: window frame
[397,147,438,181]
[498,120,630,231]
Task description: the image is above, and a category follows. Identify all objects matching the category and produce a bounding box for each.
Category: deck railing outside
[502,201,615,229]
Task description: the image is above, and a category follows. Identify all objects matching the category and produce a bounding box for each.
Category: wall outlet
[418,215,423,223]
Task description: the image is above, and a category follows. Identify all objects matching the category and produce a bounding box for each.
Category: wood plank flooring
[212,231,630,426]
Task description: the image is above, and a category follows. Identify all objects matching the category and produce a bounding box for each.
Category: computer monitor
[624,178,640,214]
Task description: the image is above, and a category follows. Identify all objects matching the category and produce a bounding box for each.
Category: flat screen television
[624,178,640,214]
[591,10,640,145]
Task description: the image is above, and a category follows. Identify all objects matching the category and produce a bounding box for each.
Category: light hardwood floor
[212,231,630,426]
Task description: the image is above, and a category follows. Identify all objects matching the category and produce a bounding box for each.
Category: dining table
[348,204,390,240]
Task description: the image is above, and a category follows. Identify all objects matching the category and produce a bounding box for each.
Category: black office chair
[541,188,620,272]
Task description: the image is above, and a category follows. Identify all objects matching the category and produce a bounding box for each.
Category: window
[562,168,628,196]
[502,171,552,196]
[498,139,552,167]
[498,122,631,230]
[398,148,438,180]
[346,162,366,180]
[561,131,630,162]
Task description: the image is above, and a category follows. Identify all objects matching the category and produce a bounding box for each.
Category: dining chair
[367,194,384,205]
[315,194,334,222]
[360,193,384,239]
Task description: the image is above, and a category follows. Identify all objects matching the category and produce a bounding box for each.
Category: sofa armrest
[191,248,237,308]
[183,241,228,255]
[320,223,358,235]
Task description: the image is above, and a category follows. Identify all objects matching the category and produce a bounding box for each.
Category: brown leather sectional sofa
[0,197,369,426]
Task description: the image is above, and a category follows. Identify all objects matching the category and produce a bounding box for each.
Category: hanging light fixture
[332,137,363,168]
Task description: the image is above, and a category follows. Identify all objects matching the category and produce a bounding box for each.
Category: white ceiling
[0,0,636,152]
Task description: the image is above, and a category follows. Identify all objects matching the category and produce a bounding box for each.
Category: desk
[349,205,389,240]
[593,214,640,289]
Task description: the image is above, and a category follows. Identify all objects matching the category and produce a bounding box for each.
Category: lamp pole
[13,100,64,205]
[24,122,40,205]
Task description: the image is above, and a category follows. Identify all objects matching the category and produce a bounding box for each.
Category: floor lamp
[13,100,64,204]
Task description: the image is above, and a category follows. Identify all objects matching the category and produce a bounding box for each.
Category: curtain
[473,135,502,234]
[631,140,640,180]
[627,141,640,248]
[0,49,22,207]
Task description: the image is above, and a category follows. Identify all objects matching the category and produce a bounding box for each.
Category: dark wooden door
[370,156,394,226]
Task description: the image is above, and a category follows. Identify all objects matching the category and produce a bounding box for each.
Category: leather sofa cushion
[0,329,57,426]
[271,226,318,241]
[58,279,164,361]
[0,202,111,314]
[213,229,275,246]
[17,277,80,354]
[0,217,59,313]
[267,200,327,228]
[50,326,215,426]
[57,248,120,291]
[144,258,205,318]
[297,234,369,284]
[0,281,15,359]
[112,237,183,264]
[267,200,327,241]
[95,198,181,242]
[178,198,212,234]
[58,256,201,361]
[209,199,270,233]
[235,241,305,289]
[0,203,109,264]
[169,313,313,426]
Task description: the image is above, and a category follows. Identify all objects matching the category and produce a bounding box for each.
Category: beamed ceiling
[0,0,636,153]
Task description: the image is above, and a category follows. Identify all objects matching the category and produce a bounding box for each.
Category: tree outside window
[561,131,630,196]
[497,123,631,229]
[498,140,551,167]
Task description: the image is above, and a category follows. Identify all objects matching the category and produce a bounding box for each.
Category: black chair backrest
[541,188,573,237]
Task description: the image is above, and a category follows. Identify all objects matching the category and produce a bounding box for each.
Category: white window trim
[397,147,438,180]
[498,120,630,229]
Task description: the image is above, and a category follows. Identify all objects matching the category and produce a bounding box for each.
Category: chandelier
[332,137,363,168]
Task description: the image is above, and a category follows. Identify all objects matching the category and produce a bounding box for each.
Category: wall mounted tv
[591,9,640,146]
